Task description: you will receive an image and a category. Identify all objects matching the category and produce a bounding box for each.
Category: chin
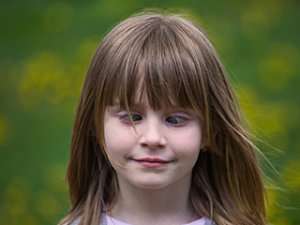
[130,178,171,190]
[135,183,169,190]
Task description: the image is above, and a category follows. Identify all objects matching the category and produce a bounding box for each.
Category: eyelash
[118,112,189,126]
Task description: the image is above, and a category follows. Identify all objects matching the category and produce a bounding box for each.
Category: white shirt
[70,213,215,225]
[102,213,214,225]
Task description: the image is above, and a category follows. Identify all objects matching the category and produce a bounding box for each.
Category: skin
[103,100,202,225]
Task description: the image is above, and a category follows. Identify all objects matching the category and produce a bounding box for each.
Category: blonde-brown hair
[59,10,267,225]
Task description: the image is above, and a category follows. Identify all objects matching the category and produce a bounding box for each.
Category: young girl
[59,10,267,225]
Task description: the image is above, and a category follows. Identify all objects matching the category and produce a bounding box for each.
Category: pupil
[167,117,179,124]
[131,114,141,121]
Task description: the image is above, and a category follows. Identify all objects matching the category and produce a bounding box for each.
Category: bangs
[99,16,206,113]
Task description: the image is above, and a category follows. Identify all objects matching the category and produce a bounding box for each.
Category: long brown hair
[59,10,267,225]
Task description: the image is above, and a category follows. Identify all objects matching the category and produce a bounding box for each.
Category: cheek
[104,121,136,156]
[169,126,202,153]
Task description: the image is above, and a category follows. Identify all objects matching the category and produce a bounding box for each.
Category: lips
[132,157,172,168]
[133,157,170,163]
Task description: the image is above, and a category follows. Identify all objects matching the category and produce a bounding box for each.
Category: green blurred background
[0,0,299,224]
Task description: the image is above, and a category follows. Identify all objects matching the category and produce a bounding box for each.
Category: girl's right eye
[119,113,143,123]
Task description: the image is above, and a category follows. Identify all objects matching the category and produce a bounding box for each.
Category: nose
[138,119,167,149]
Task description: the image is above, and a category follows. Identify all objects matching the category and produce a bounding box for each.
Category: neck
[107,174,198,225]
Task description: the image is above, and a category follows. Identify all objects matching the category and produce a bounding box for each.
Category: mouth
[131,157,173,168]
[133,157,171,163]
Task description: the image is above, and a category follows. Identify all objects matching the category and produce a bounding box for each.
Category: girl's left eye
[165,115,188,125]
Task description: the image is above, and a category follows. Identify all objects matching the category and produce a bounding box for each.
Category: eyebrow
[110,98,194,112]
[110,103,195,114]
[111,103,147,111]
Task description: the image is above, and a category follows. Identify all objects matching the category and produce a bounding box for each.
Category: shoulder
[67,215,107,225]
[187,217,216,225]
[66,218,80,225]
[180,216,215,225]
[203,217,216,225]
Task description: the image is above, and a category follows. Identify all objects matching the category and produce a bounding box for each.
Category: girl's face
[103,100,202,190]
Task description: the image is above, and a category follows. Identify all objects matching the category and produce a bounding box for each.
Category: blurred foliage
[0,0,299,225]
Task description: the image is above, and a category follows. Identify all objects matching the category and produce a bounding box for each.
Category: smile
[133,160,169,168]
[131,157,172,168]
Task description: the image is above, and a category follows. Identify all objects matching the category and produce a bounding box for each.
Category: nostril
[140,143,165,150]
[139,134,167,148]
